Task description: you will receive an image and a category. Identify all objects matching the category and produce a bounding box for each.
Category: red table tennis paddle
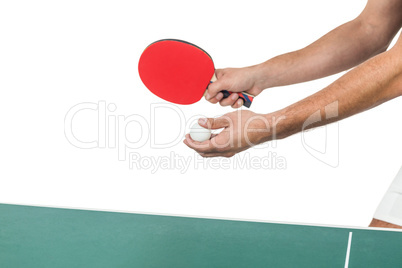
[138,39,254,108]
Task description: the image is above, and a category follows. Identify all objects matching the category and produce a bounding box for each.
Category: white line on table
[344,232,353,268]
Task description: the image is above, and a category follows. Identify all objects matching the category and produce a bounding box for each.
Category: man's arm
[271,33,402,141]
[206,0,402,108]
[253,0,402,89]
[184,33,402,157]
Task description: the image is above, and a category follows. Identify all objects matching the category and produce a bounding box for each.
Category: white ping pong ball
[189,122,211,142]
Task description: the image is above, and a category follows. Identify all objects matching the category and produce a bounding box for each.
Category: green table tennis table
[1,203,402,268]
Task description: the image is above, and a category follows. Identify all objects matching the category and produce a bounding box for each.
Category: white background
[0,0,401,227]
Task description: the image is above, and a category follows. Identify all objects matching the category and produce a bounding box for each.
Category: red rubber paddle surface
[138,40,215,105]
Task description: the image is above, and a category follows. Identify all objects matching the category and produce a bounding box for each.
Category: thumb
[198,117,230,130]
[206,72,228,99]
[205,80,223,100]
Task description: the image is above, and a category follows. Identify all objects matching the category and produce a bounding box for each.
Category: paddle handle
[209,74,254,108]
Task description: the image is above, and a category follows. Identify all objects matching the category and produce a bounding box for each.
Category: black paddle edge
[144,38,214,63]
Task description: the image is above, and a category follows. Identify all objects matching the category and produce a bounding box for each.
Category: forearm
[255,20,386,89]
[252,0,402,90]
[267,40,402,141]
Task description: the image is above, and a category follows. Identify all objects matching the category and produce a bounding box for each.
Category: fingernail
[205,92,210,100]
[231,94,238,100]
[198,118,207,125]
[216,92,223,101]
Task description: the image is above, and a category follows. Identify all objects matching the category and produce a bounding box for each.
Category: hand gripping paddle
[138,39,254,108]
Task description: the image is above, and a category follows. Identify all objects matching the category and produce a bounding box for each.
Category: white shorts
[373,165,402,226]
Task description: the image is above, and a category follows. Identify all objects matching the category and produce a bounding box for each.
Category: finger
[205,92,223,104]
[184,133,209,145]
[198,152,220,158]
[198,116,230,130]
[219,93,239,107]
[198,152,235,158]
[206,75,229,99]
[231,98,243,109]
[183,133,231,155]
[183,134,215,153]
[205,81,221,100]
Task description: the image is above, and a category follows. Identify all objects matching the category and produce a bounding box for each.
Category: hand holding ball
[189,122,211,142]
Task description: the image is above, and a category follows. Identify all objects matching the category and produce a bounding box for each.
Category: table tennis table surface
[1,203,402,268]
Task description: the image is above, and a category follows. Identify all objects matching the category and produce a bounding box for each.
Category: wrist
[252,57,287,90]
[261,109,298,142]
[247,112,287,145]
[249,62,273,92]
